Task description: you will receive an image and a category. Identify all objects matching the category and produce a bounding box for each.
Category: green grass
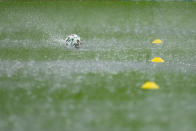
[0,1,196,131]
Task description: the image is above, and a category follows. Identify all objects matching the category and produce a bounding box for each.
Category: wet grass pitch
[0,1,196,131]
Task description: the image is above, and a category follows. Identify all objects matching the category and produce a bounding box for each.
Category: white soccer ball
[65,34,81,48]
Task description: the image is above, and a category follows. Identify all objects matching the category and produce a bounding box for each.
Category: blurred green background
[0,1,196,131]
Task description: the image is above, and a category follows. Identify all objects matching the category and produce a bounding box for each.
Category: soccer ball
[65,34,81,48]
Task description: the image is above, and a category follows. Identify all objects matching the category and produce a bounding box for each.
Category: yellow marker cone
[141,81,159,90]
[151,57,165,63]
[152,39,162,44]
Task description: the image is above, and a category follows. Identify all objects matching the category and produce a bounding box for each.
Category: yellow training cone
[151,57,165,63]
[152,39,162,44]
[141,81,159,90]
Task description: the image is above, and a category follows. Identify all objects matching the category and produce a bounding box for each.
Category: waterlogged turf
[0,1,196,131]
